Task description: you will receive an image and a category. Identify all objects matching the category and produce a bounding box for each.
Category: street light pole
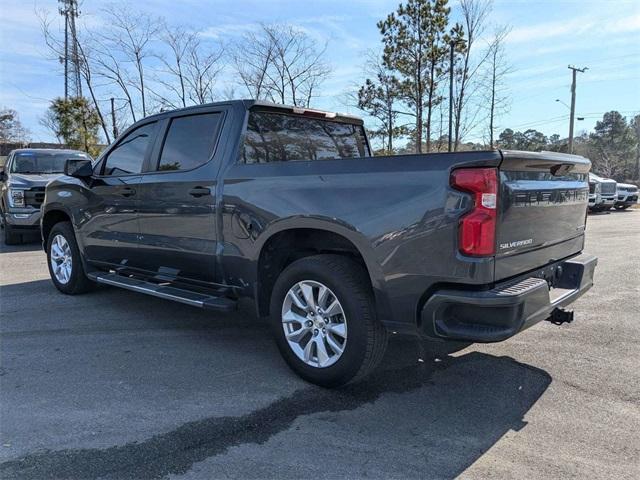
[567,65,587,154]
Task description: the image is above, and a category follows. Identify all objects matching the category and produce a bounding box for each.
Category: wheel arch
[253,219,391,322]
[41,208,72,251]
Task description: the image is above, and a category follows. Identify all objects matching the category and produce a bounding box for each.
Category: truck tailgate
[495,150,591,281]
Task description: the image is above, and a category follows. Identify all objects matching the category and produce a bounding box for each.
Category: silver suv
[0,149,91,244]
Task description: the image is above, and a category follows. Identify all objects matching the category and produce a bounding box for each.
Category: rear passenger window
[158,113,222,171]
[241,111,369,164]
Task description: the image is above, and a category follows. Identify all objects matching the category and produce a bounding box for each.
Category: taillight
[450,167,498,256]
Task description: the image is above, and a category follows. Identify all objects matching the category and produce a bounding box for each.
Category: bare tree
[452,0,492,150]
[76,41,112,143]
[231,26,276,100]
[151,25,223,108]
[184,35,224,105]
[100,5,161,118]
[154,24,192,108]
[484,26,511,146]
[39,11,111,143]
[92,42,138,122]
[1,109,30,143]
[39,109,62,143]
[232,24,330,107]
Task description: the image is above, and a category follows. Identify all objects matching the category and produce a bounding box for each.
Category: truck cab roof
[144,99,364,125]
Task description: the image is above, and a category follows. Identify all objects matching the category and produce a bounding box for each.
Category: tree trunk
[415,105,423,154]
[425,61,437,153]
[489,63,496,147]
[87,83,110,144]
[137,56,146,116]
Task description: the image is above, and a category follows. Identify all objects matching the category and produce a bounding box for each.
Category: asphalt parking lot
[1,211,639,479]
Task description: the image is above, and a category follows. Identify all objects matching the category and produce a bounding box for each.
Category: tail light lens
[450,167,498,256]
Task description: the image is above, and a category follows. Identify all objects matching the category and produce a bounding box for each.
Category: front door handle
[189,186,211,198]
[120,187,136,197]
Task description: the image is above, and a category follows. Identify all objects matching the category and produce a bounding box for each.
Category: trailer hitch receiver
[547,307,574,325]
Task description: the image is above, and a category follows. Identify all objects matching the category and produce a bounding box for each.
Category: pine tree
[589,111,637,180]
[378,0,457,153]
[357,54,406,154]
[45,97,102,156]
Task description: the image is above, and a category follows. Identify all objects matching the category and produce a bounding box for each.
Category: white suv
[614,182,638,210]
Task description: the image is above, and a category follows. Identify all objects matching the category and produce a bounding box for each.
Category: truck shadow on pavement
[0,327,552,480]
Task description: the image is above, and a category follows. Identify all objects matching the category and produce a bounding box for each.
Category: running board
[88,272,237,312]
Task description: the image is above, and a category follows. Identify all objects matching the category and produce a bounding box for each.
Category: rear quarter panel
[219,151,501,331]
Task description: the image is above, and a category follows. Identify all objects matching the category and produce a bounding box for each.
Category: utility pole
[448,40,455,152]
[63,12,68,99]
[568,65,588,154]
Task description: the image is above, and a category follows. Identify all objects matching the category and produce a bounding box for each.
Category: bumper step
[87,272,237,312]
[420,253,597,342]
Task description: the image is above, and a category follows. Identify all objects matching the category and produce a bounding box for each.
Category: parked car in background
[588,173,617,211]
[0,149,92,244]
[588,176,602,210]
[40,100,597,387]
[614,182,638,210]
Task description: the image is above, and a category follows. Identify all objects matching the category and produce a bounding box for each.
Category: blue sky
[1,0,639,143]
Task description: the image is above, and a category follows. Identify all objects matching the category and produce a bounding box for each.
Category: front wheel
[270,255,388,387]
[46,221,94,294]
[614,204,629,210]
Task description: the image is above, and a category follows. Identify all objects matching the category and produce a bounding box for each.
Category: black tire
[270,254,388,387]
[614,204,629,210]
[46,221,94,294]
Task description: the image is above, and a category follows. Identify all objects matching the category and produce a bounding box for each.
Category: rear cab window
[241,110,370,164]
[157,112,222,171]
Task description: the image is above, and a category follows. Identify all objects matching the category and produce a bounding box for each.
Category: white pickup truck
[588,173,617,212]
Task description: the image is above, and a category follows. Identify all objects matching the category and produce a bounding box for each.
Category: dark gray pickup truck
[41,100,597,386]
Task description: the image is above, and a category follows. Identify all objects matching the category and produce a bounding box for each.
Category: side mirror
[65,159,93,178]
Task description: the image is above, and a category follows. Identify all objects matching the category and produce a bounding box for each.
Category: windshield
[10,151,91,174]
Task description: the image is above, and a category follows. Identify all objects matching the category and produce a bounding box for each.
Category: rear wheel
[270,254,388,387]
[46,221,94,294]
[614,204,629,210]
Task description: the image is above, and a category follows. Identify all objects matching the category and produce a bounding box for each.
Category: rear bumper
[420,253,597,342]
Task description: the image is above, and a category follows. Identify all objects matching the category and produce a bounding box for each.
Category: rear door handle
[120,187,136,197]
[189,187,211,198]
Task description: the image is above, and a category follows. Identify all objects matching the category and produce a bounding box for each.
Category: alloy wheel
[50,234,73,284]
[281,280,348,368]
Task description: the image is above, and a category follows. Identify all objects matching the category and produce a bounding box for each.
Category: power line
[508,114,570,130]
